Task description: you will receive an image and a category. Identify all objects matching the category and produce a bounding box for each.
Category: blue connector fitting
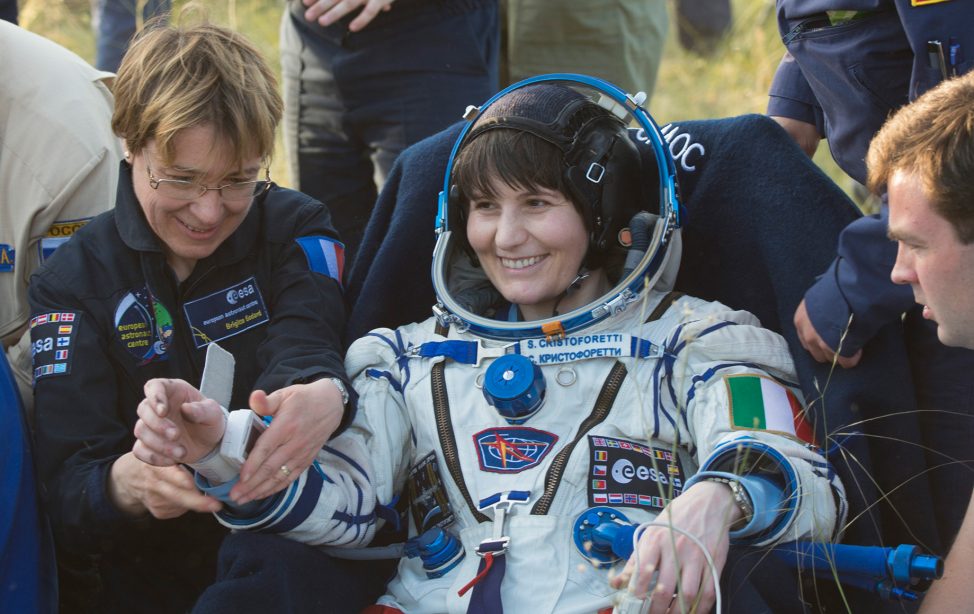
[573,506,944,602]
[482,354,546,424]
[573,507,636,567]
[406,527,465,579]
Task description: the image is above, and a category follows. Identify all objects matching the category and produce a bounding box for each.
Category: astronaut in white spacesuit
[133,76,846,614]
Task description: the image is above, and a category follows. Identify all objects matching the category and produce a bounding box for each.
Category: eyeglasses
[144,152,271,203]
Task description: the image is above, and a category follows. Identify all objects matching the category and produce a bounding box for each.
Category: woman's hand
[133,378,227,466]
[108,452,223,518]
[230,378,345,504]
[610,481,741,613]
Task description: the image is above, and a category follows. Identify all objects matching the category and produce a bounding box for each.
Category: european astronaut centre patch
[588,435,684,512]
[114,286,173,364]
[30,312,80,380]
[473,427,558,474]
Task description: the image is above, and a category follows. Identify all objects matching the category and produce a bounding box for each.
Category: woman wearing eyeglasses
[26,22,366,612]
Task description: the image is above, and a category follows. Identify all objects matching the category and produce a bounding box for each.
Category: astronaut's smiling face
[465,179,607,321]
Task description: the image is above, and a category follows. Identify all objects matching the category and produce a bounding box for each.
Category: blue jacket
[768,0,974,356]
[28,164,350,612]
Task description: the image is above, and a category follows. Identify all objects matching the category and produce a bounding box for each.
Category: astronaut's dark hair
[447,82,650,271]
[451,129,588,223]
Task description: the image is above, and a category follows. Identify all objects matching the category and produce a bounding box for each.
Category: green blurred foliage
[18,0,864,205]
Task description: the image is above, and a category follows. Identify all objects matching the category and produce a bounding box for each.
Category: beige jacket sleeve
[1,22,122,411]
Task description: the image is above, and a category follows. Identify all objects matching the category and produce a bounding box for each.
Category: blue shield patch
[38,217,92,263]
[0,244,14,272]
[473,427,558,473]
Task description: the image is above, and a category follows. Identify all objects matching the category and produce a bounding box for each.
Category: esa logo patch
[587,436,685,511]
[182,276,269,348]
[114,286,173,364]
[30,312,80,380]
[473,427,558,473]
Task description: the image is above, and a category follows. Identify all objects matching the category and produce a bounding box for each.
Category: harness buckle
[475,490,530,557]
[476,537,511,558]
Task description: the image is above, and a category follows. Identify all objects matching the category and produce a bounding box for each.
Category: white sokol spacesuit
[204,76,847,613]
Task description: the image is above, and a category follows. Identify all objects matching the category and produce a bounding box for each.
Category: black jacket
[28,163,349,611]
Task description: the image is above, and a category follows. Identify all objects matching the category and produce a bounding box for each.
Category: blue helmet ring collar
[431,74,682,341]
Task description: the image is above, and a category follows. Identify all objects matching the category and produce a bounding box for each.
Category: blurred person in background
[674,0,732,55]
[768,0,974,553]
[1,20,123,612]
[92,0,170,72]
[1,20,122,418]
[280,0,499,263]
[501,0,667,96]
[1,0,16,23]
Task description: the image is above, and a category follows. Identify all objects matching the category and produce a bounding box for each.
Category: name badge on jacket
[183,277,270,348]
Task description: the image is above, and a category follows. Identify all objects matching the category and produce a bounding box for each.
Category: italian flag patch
[725,375,815,444]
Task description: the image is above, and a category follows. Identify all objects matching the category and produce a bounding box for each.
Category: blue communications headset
[431,74,682,341]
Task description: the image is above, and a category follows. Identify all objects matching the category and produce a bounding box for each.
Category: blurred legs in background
[674,0,732,55]
[91,0,170,72]
[279,1,499,262]
[501,0,668,97]
[0,0,16,24]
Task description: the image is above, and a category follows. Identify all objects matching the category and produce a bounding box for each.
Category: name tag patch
[182,277,269,349]
[114,286,174,364]
[0,244,14,271]
[406,452,455,532]
[588,436,684,512]
[474,427,558,473]
[30,312,80,380]
[38,218,92,263]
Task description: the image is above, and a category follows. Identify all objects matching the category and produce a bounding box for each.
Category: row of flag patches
[30,312,76,328]
[591,438,675,461]
[591,492,671,507]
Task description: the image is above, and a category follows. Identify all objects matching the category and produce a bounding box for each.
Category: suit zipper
[432,361,490,523]
[531,361,627,515]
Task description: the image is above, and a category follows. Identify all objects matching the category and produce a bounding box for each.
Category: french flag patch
[296,236,345,285]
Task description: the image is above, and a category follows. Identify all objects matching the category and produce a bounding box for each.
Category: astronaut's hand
[302,0,394,32]
[133,378,227,466]
[108,452,222,518]
[610,481,739,614]
[794,299,862,368]
[231,378,344,504]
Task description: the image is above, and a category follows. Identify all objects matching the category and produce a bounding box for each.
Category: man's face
[889,170,974,348]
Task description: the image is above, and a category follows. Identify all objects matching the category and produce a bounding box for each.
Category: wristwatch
[703,476,753,530]
[327,377,350,406]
